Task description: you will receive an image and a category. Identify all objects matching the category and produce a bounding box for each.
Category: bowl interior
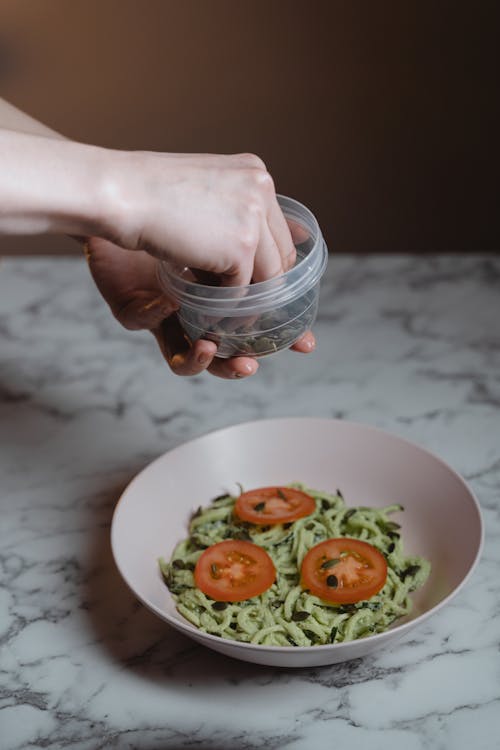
[111,418,482,660]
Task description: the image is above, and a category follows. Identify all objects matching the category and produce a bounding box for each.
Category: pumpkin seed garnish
[291,611,310,622]
[321,558,340,570]
[277,488,288,501]
[401,564,421,581]
[233,529,251,541]
[254,502,266,512]
[172,559,185,570]
[212,601,227,611]
[330,626,338,643]
[326,574,339,588]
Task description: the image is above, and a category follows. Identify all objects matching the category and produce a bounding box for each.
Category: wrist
[90,148,147,248]
[47,140,117,238]
[0,131,117,239]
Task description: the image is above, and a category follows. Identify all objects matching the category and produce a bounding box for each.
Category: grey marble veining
[1,255,499,750]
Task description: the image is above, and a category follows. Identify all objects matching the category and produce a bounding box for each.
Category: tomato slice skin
[194,540,276,602]
[301,538,387,604]
[234,486,316,525]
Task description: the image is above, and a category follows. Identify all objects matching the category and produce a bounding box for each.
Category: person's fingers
[267,197,297,273]
[290,330,316,353]
[168,339,218,376]
[152,315,218,376]
[252,220,284,283]
[207,356,259,379]
[153,313,259,379]
[220,251,255,287]
[286,218,310,246]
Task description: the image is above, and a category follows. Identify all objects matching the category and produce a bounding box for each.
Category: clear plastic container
[156,195,328,358]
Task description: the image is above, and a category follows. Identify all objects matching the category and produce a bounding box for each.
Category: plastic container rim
[156,195,328,315]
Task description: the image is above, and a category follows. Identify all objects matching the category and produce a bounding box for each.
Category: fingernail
[170,353,185,369]
[305,338,315,350]
[198,353,209,366]
[234,363,255,378]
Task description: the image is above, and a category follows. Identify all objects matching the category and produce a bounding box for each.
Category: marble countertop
[1,255,499,750]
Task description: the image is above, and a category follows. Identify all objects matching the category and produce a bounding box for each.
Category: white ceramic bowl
[111,418,483,668]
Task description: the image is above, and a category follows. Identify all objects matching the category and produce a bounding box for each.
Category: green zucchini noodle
[159,485,431,647]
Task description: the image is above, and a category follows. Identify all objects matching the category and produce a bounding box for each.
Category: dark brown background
[0,0,498,255]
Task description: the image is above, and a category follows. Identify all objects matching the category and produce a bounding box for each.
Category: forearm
[0,98,108,239]
[0,129,113,237]
[0,97,64,140]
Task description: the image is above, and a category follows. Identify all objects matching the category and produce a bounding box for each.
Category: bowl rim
[111,417,484,655]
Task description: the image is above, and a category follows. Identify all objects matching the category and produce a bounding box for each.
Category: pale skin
[0,98,315,379]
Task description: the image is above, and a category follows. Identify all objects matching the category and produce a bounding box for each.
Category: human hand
[86,237,315,379]
[0,130,298,287]
[101,151,298,285]
[0,126,317,374]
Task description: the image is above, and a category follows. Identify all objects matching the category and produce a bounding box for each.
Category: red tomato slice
[301,538,387,604]
[194,540,276,602]
[234,486,316,525]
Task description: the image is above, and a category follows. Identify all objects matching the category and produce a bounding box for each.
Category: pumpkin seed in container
[156,195,328,358]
